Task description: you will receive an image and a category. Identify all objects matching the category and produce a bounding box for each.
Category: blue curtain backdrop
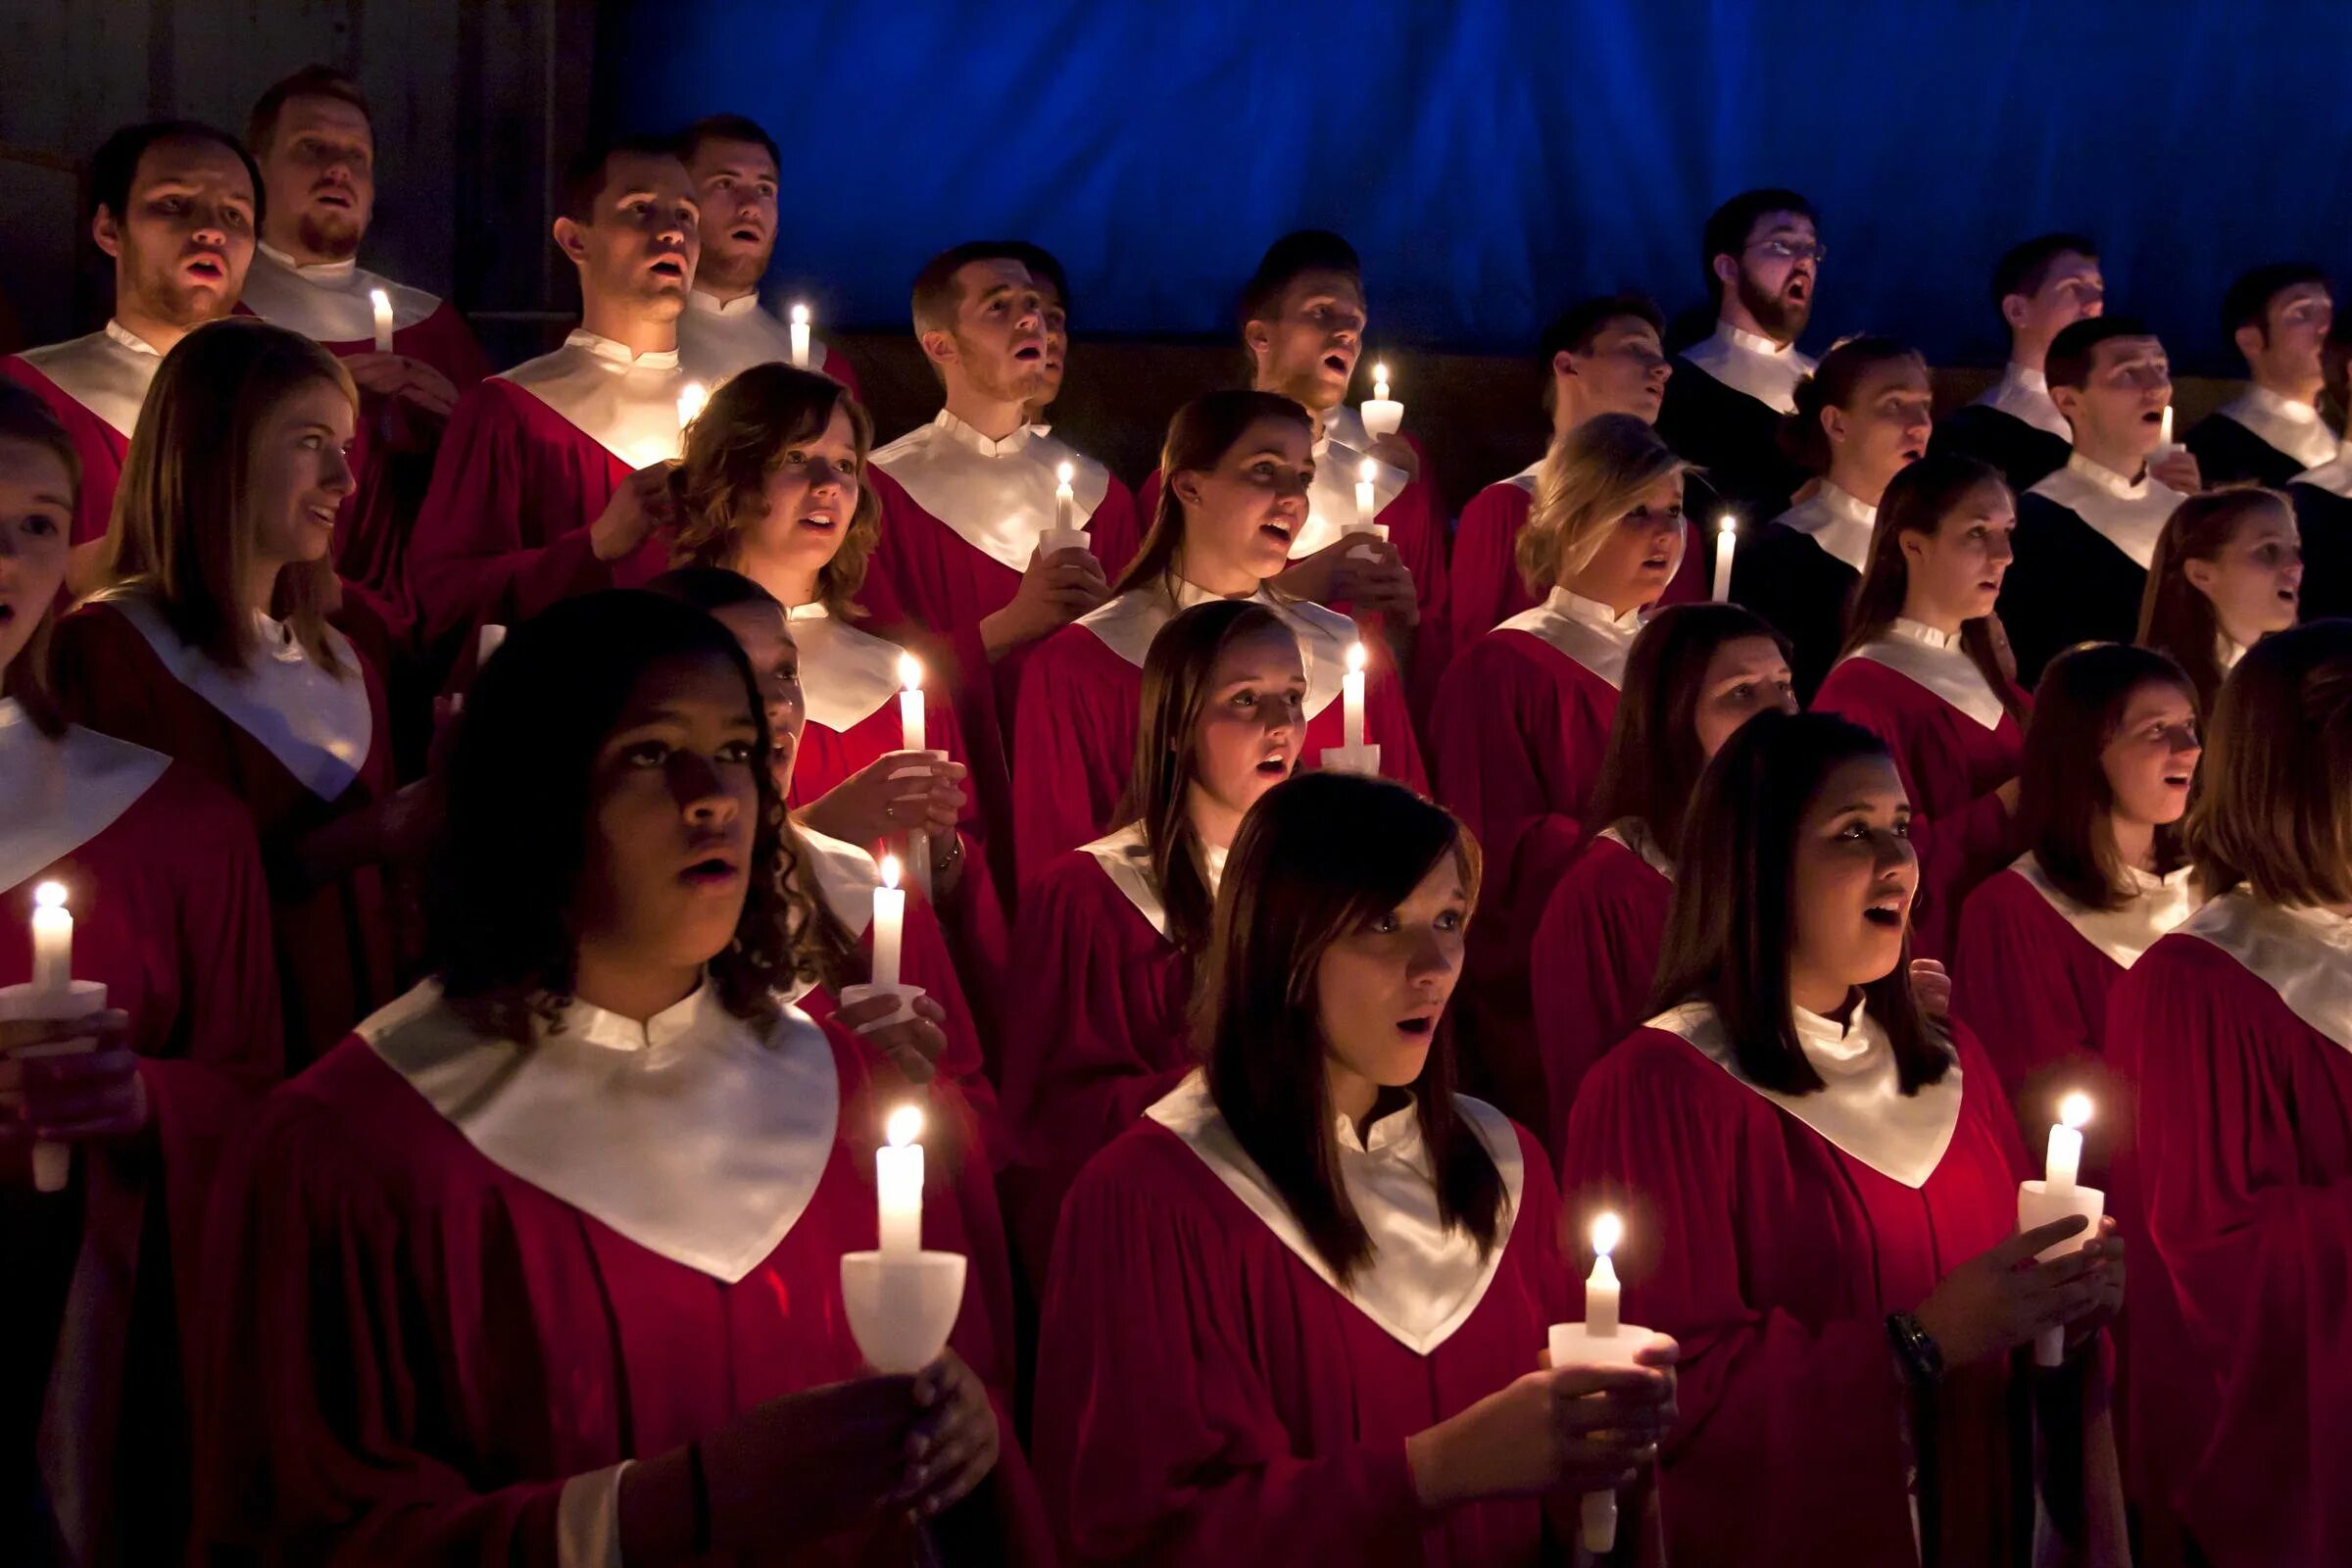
[600,0,2352,372]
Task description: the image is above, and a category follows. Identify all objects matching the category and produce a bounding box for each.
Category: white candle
[1711,514,1738,602]
[2158,406,2175,449]
[368,286,394,353]
[1373,362,1390,401]
[789,302,811,369]
[877,1103,924,1257]
[872,856,906,990]
[1586,1211,1623,1338]
[29,882,71,1000]
[1354,458,1378,523]
[897,653,925,754]
[676,380,708,437]
[477,623,507,668]
[1361,360,1403,438]
[1343,642,1368,750]
[2046,1092,2090,1195]
[1055,460,1076,534]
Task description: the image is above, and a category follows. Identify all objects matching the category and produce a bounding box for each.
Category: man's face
[1558,316,1672,422]
[95,135,257,326]
[258,95,374,261]
[2056,335,2171,458]
[558,151,701,319]
[685,137,777,296]
[2244,282,2334,392]
[2008,251,2103,348]
[1031,278,1069,408]
[1249,269,1366,413]
[1722,211,1819,344]
[926,258,1050,404]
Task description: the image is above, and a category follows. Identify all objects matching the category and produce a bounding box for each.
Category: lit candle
[676,379,708,436]
[1344,642,1368,750]
[1373,362,1390,402]
[1711,514,1738,602]
[877,1103,924,1257]
[2046,1092,2090,1195]
[1361,360,1403,438]
[872,857,906,989]
[1586,1211,1623,1338]
[368,287,394,353]
[477,623,507,668]
[1055,460,1077,535]
[1354,457,1378,523]
[897,653,925,754]
[2158,405,2175,449]
[29,882,71,1000]
[789,302,812,369]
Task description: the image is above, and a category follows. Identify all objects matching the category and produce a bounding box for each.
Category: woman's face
[1315,852,1470,1097]
[1187,626,1305,822]
[748,405,860,575]
[710,601,804,793]
[1788,755,1917,996]
[1690,634,1798,759]
[246,378,356,572]
[2185,504,2303,644]
[2100,679,2201,829]
[1566,471,1684,612]
[575,650,763,974]
[1172,416,1312,589]
[0,438,74,676]
[1825,356,1933,494]
[1899,478,2016,623]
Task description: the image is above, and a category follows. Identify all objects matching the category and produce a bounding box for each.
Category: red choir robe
[1565,1003,2032,1568]
[238,242,491,613]
[49,592,396,1065]
[407,328,687,652]
[1430,588,1638,1137]
[674,287,861,399]
[782,602,1009,1018]
[1035,1071,1585,1566]
[195,979,1052,1565]
[1527,818,1675,1163]
[1,322,162,548]
[1010,580,1427,885]
[2,704,281,1565]
[2104,895,2352,1567]
[996,824,1200,1282]
[1814,620,2027,961]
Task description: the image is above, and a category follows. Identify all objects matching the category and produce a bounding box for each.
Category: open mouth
[729,225,760,244]
[797,509,838,533]
[1255,752,1291,778]
[304,501,338,531]
[313,189,352,209]
[1863,905,1903,929]
[1640,552,1672,572]
[1396,1014,1437,1038]
[0,602,17,627]
[2162,770,2192,789]
[1898,445,1926,462]
[679,853,742,889]
[1259,515,1296,547]
[1012,342,1045,363]
[1786,276,1811,303]
[2279,586,2300,603]
[2141,409,2165,425]
[648,257,685,281]
[183,252,226,282]
[1322,351,1350,376]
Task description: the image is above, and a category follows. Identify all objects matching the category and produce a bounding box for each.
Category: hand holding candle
[1711,514,1738,602]
[871,857,906,990]
[1545,1211,1670,1555]
[369,286,394,353]
[789,302,812,369]
[2017,1091,2104,1365]
[1361,359,1403,438]
[4,882,110,1193]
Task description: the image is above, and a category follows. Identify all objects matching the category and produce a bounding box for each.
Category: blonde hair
[1515,412,1689,596]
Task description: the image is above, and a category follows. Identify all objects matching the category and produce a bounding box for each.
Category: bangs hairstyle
[670,363,879,619]
[557,134,685,225]
[1841,450,2028,725]
[1990,232,2097,317]
[1202,772,1497,1285]
[1780,334,1924,475]
[247,65,370,157]
[1538,292,1664,416]
[1237,229,1362,331]
[0,384,83,737]
[2045,315,2154,392]
[2017,643,2194,910]
[2186,618,2352,907]
[1117,390,1312,600]
[1700,187,1815,303]
[1588,602,1790,853]
[2137,486,2295,717]
[100,318,354,675]
[90,120,264,229]
[425,589,823,1040]
[1116,599,1300,956]
[1517,413,1689,597]
[1651,710,1954,1096]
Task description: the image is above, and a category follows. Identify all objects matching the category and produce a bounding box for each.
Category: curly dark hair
[424,589,824,1039]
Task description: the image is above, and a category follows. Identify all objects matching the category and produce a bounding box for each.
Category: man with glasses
[1999,316,2203,685]
[2188,264,2338,487]
[1932,233,2103,492]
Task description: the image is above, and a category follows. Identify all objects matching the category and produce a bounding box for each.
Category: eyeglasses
[1750,238,1827,265]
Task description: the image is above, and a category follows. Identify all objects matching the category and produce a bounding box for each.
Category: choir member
[1952,644,2199,1145]
[1035,771,1679,1564]
[1734,334,1933,700]
[1930,233,2102,493]
[1654,188,1819,525]
[1012,390,1426,882]
[2286,431,2352,619]
[1429,413,1686,1133]
[1813,452,2028,959]
[0,385,281,1566]
[1446,294,1693,662]
[1526,604,1795,1155]
[0,121,258,588]
[1008,240,1071,422]
[1565,709,2126,1568]
[2135,485,2303,714]
[48,319,400,1064]
[999,598,1302,1277]
[406,134,700,652]
[672,113,859,395]
[2105,619,2352,1566]
[241,66,491,605]
[196,589,1048,1563]
[1998,315,2202,687]
[2185,264,2337,487]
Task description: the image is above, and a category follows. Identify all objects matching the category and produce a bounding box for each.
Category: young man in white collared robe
[1930,233,2102,495]
[2186,264,2338,489]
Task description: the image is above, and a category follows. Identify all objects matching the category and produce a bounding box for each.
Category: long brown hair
[2017,643,2194,909]
[1202,772,1498,1284]
[1114,599,1296,956]
[1516,412,1689,597]
[1840,450,2027,724]
[1116,389,1311,600]
[100,318,354,674]
[0,383,82,737]
[670,363,880,620]
[2187,619,2352,906]
[1588,602,1791,855]
[1779,333,1924,475]
[2137,486,2293,717]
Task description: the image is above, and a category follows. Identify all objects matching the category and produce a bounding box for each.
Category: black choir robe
[1928,367,2073,495]
[2184,387,2339,490]
[1999,454,2184,689]
[2289,441,2352,621]
[1655,322,1813,525]
[1732,482,1876,703]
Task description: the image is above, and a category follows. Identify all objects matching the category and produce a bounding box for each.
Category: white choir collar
[2293,436,2352,498]
[784,603,909,734]
[366,978,843,1281]
[242,243,440,343]
[794,823,880,938]
[1495,587,1643,689]
[1078,581,1355,720]
[0,700,172,894]
[675,290,840,388]
[1295,403,1406,559]
[104,319,163,358]
[1842,618,2006,732]
[17,322,165,439]
[934,406,1044,460]
[686,287,761,318]
[1974,364,2072,440]
[1145,1069,1523,1353]
[258,239,354,283]
[1775,482,1878,574]
[1083,821,1170,938]
[496,331,687,470]
[1595,816,1675,881]
[2011,853,2198,969]
[870,410,1113,573]
[1643,998,1962,1188]
[2179,890,2352,1054]
[564,328,678,369]
[2027,453,2182,571]
[1681,320,1816,416]
[2216,385,2340,470]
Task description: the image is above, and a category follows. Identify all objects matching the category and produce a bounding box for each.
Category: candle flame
[897,651,923,693]
[676,380,709,426]
[1718,513,1738,539]
[32,881,67,910]
[2059,1092,2093,1130]
[886,1103,923,1148]
[1056,460,1076,487]
[1591,1211,1622,1257]
[880,855,903,892]
[1346,641,1367,675]
[1358,457,1378,483]
[1373,361,1388,382]
[790,301,810,325]
[368,286,391,311]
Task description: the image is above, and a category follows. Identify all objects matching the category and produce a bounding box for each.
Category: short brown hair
[2188,619,2352,906]
[1516,413,1688,597]
[909,240,1034,336]
[247,65,370,158]
[0,384,83,736]
[2017,643,2194,910]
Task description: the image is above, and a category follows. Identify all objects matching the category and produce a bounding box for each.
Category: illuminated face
[96,135,258,327]
[246,378,358,572]
[1559,316,1672,422]
[558,151,701,319]
[1823,356,1933,494]
[710,601,804,794]
[1032,274,1069,408]
[1171,416,1314,585]
[747,404,860,579]
[2054,336,2172,461]
[0,438,74,675]
[258,94,375,261]
[1249,270,1366,413]
[1899,477,2017,623]
[1315,854,1470,1097]
[1565,471,1686,611]
[2007,251,2104,346]
[1691,635,1797,759]
[2099,680,2199,830]
[926,258,1051,405]
[2185,501,2303,644]
[1724,211,1820,343]
[685,136,778,296]
[1788,755,1916,992]
[2245,282,2334,392]
[1187,626,1305,824]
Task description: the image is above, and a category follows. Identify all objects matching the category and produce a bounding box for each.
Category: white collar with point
[2294,435,2352,498]
[676,289,836,386]
[778,602,911,734]
[2028,452,2184,570]
[2179,890,2352,1054]
[2216,384,2339,471]
[240,241,441,343]
[15,320,165,439]
[495,329,688,469]
[1681,320,1817,416]
[1972,363,2071,440]
[1078,580,1355,720]
[870,409,1113,572]
[1774,481,1878,573]
[1841,617,2006,732]
[0,698,172,894]
[1495,586,1644,689]
[2011,853,2199,969]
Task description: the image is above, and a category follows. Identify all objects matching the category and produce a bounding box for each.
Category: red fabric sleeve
[1011,629,1133,886]
[1951,873,2105,1111]
[1444,482,1533,663]
[0,355,125,548]
[1528,846,1669,1164]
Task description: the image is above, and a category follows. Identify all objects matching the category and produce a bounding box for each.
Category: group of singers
[3,62,2348,1568]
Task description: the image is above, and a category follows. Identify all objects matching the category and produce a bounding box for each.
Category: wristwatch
[1886,1311,1944,1385]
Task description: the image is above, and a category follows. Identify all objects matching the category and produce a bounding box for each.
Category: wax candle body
[29,883,71,999]
[872,861,906,989]
[1354,458,1377,522]
[1055,460,1076,534]
[877,1107,923,1256]
[1711,517,1738,602]
[369,287,394,353]
[1342,645,1367,750]
[789,303,811,369]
